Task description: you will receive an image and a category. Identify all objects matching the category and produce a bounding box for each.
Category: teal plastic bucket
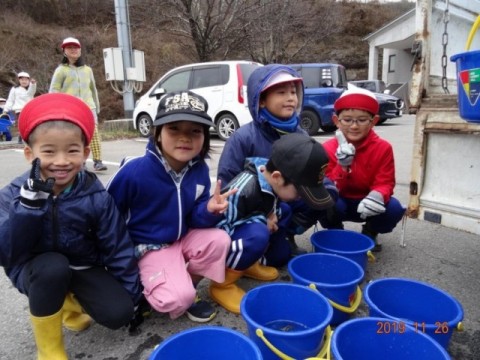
[331,317,451,359]
[364,278,464,350]
[311,229,374,271]
[451,50,480,122]
[240,283,333,360]
[288,253,364,325]
[148,326,263,359]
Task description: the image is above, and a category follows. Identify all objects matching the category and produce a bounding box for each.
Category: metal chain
[441,0,450,94]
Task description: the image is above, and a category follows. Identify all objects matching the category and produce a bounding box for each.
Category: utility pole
[114,0,135,118]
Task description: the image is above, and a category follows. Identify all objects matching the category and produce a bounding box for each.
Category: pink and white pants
[138,228,229,319]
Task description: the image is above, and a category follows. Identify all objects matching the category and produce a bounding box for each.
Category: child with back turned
[211,132,333,314]
[0,93,142,360]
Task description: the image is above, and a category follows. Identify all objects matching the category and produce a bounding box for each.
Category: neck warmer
[260,108,299,134]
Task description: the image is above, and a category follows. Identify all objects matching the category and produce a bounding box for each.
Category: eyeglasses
[338,117,372,126]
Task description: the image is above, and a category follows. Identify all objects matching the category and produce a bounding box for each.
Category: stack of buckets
[451,15,480,122]
[239,229,464,359]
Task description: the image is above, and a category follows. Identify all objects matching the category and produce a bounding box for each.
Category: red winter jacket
[323,130,395,203]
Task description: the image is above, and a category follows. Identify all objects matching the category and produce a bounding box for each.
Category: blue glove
[357,190,386,220]
[335,130,355,167]
[19,158,55,209]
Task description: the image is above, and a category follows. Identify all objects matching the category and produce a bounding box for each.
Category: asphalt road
[0,115,478,359]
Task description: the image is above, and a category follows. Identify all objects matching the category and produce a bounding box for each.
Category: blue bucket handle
[255,325,333,360]
[308,284,362,314]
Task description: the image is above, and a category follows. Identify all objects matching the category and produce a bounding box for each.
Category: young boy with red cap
[212,133,333,314]
[0,93,142,359]
[321,87,405,251]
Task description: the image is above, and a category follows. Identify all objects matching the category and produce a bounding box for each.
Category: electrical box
[133,50,146,82]
[103,48,124,81]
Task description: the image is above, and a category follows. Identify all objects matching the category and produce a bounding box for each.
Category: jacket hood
[247,64,304,125]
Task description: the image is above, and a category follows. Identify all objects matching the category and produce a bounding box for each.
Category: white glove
[357,190,386,219]
[335,130,355,167]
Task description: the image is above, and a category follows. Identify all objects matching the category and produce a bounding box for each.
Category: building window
[388,55,396,73]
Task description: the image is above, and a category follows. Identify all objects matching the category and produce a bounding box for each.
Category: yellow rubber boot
[209,268,245,314]
[62,293,92,331]
[243,262,279,281]
[30,310,68,360]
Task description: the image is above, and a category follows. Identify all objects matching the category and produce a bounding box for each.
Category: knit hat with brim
[19,93,94,144]
[334,87,379,115]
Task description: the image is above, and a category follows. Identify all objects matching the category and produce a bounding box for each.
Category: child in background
[3,71,36,143]
[0,93,142,360]
[50,37,107,172]
[107,91,236,323]
[0,97,13,141]
[217,64,338,256]
[211,133,333,314]
[320,87,405,251]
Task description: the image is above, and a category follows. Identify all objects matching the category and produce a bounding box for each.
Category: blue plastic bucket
[240,283,333,360]
[331,317,451,359]
[451,50,480,122]
[288,253,364,325]
[364,278,464,349]
[311,229,374,271]
[450,16,480,122]
[148,326,263,359]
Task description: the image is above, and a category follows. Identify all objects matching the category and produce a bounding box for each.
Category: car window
[156,70,191,93]
[239,64,261,82]
[299,67,322,88]
[191,65,228,88]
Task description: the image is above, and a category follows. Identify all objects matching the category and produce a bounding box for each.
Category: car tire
[377,118,387,125]
[216,113,239,141]
[300,110,320,135]
[137,114,153,138]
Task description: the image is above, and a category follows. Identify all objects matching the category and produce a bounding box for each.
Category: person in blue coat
[0,93,142,360]
[217,64,338,257]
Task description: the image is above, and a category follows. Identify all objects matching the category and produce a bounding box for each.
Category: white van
[132,60,263,140]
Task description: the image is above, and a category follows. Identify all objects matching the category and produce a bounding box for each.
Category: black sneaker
[93,160,108,171]
[186,296,216,323]
[362,223,382,252]
[287,235,308,257]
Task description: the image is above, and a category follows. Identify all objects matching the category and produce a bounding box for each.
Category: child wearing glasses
[320,87,405,252]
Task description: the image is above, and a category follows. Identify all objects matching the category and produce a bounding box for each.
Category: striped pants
[90,111,102,161]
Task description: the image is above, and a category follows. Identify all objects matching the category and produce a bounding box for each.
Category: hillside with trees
[0,0,414,120]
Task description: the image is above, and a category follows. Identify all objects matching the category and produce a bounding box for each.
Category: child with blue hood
[217,64,338,257]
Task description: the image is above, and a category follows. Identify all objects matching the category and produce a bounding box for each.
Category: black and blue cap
[154,91,214,127]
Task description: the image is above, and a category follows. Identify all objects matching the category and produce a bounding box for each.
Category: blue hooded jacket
[0,170,141,303]
[217,64,306,185]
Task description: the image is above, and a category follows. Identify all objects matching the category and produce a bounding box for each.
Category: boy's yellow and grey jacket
[0,170,141,304]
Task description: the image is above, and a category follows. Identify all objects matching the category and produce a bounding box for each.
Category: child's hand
[267,212,278,233]
[335,130,355,167]
[207,180,238,215]
[20,158,55,208]
[357,190,386,219]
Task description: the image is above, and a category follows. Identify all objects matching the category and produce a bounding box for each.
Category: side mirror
[153,87,166,99]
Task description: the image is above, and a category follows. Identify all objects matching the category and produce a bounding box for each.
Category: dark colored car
[289,63,405,135]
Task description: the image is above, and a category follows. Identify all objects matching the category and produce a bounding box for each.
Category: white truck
[408,0,480,235]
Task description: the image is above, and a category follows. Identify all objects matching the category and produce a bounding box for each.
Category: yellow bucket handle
[308,284,362,314]
[367,250,376,263]
[255,325,333,360]
[466,15,480,51]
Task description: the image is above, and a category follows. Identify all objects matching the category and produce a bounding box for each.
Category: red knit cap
[334,87,379,115]
[19,93,95,144]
